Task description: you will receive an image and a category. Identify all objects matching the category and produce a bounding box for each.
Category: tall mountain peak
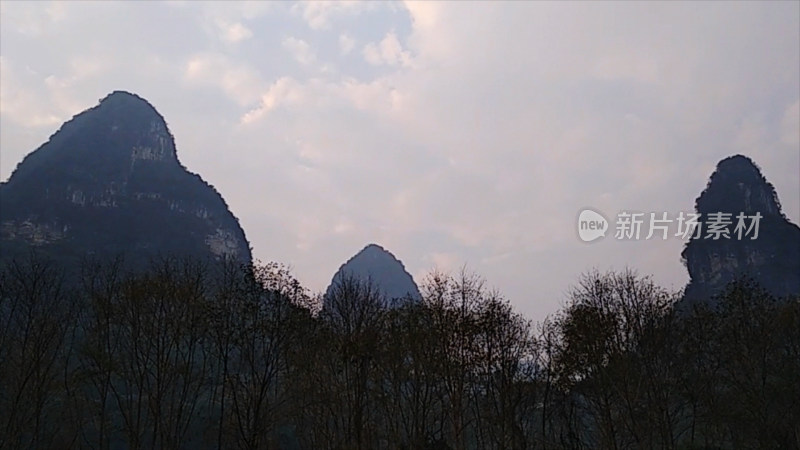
[325,243,422,306]
[681,155,800,305]
[0,91,251,270]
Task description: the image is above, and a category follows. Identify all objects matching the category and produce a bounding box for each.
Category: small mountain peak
[351,243,410,270]
[325,243,422,306]
[100,90,144,103]
[360,243,390,255]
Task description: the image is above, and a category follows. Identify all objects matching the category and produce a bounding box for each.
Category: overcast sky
[1,1,798,321]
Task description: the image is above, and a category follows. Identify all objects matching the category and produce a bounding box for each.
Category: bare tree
[106,257,212,449]
[204,258,248,450]
[72,256,127,449]
[373,302,446,448]
[468,295,537,449]
[0,254,77,449]
[695,280,800,448]
[225,262,308,449]
[298,274,385,450]
[553,269,678,449]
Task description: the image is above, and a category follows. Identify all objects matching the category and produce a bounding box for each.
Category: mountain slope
[681,155,800,305]
[0,91,251,269]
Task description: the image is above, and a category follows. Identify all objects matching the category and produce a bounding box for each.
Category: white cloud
[241,77,306,124]
[0,55,100,127]
[590,53,660,84]
[218,21,253,43]
[1,1,71,36]
[183,53,264,106]
[781,100,800,146]
[194,3,273,44]
[363,32,411,67]
[282,36,316,65]
[293,1,373,30]
[339,33,355,55]
[733,114,769,153]
[424,252,461,272]
[403,1,439,31]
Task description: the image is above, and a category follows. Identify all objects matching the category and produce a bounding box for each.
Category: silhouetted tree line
[1,255,798,449]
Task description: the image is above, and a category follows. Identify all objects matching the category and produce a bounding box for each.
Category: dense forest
[1,254,797,450]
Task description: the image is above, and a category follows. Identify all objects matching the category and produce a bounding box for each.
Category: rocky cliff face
[681,155,800,305]
[325,243,421,306]
[0,91,251,269]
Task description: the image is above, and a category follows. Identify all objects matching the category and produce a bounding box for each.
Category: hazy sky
[1,1,798,321]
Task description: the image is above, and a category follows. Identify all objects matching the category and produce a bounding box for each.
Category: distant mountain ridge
[681,155,800,305]
[0,90,251,269]
[325,243,422,306]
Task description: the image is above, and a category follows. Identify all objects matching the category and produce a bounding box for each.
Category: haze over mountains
[0,91,798,304]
